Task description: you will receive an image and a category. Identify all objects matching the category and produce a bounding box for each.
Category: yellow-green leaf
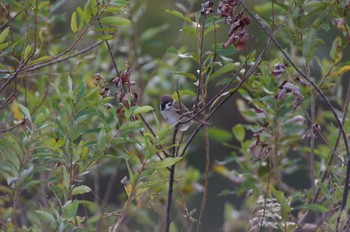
[148,157,183,169]
[71,11,78,33]
[0,27,9,43]
[132,106,154,115]
[232,124,245,142]
[330,36,342,64]
[28,56,51,65]
[24,45,32,61]
[294,204,328,213]
[0,42,10,51]
[89,0,97,15]
[72,185,92,195]
[83,2,92,23]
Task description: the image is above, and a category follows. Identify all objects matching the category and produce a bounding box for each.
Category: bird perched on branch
[160,94,210,131]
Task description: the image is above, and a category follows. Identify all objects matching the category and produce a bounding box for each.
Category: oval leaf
[0,27,9,43]
[148,157,183,169]
[208,63,236,82]
[132,105,154,115]
[99,16,131,27]
[165,9,192,23]
[72,185,92,196]
[294,204,328,213]
[24,45,32,61]
[232,124,245,142]
[71,11,78,33]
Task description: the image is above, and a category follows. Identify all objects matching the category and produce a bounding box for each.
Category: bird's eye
[166,102,173,108]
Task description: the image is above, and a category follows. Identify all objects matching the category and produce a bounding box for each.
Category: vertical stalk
[197,126,210,232]
[307,64,316,195]
[273,100,281,186]
[165,165,175,232]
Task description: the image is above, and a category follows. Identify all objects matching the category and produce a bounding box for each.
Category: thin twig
[165,125,179,232]
[112,160,147,232]
[197,126,210,232]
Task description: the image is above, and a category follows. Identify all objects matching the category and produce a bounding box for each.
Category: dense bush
[1,0,350,231]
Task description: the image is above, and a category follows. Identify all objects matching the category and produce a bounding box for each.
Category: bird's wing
[174,102,190,115]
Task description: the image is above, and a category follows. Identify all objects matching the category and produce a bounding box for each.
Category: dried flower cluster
[200,1,214,15]
[94,64,137,119]
[249,122,272,160]
[271,62,287,80]
[217,0,250,51]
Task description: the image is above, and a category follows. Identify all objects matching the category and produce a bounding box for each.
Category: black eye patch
[160,103,166,110]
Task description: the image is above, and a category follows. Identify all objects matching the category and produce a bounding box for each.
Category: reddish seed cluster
[94,64,138,119]
[217,0,250,51]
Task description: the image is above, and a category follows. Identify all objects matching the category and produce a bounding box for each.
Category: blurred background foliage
[1,0,350,231]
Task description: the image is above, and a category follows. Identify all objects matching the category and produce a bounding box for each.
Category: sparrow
[160,94,209,131]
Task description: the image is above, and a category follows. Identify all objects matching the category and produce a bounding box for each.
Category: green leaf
[141,24,170,41]
[35,210,56,225]
[302,28,318,61]
[0,27,9,43]
[71,11,78,33]
[167,46,178,55]
[148,157,183,169]
[0,42,10,51]
[232,124,245,142]
[120,121,143,134]
[165,9,192,23]
[181,25,197,36]
[207,128,232,143]
[104,6,123,14]
[132,105,154,115]
[99,16,131,27]
[28,56,51,65]
[72,185,92,195]
[24,45,32,61]
[270,185,290,220]
[18,103,32,124]
[63,200,79,219]
[67,76,73,99]
[83,1,92,23]
[89,0,97,15]
[330,36,342,64]
[171,71,197,81]
[207,63,236,82]
[294,204,328,213]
